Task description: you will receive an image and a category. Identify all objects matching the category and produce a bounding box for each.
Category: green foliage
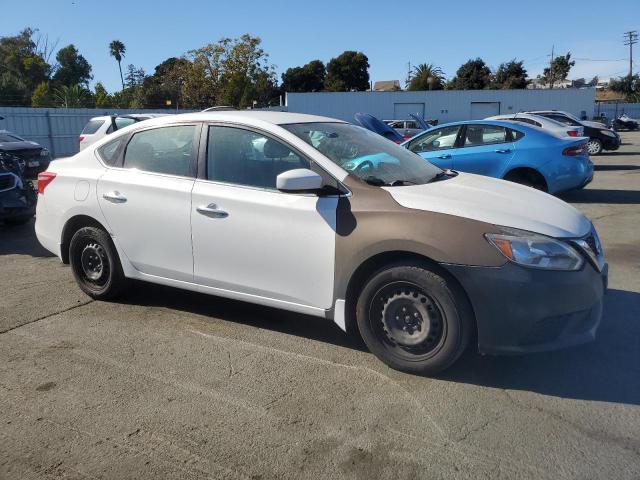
[52,44,92,88]
[541,53,574,89]
[407,63,445,91]
[609,74,640,101]
[108,40,126,90]
[325,51,369,92]
[281,60,325,92]
[53,84,90,108]
[448,58,492,90]
[182,34,278,108]
[493,59,528,89]
[0,28,51,105]
[140,57,190,108]
[93,82,113,108]
[31,81,53,107]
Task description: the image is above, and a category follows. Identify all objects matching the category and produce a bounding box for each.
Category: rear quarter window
[97,137,125,166]
[82,120,105,135]
[510,128,525,141]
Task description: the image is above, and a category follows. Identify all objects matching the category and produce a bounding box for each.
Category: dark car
[527,111,620,155]
[0,151,37,225]
[0,130,51,179]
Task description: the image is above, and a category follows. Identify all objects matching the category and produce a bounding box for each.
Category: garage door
[394,103,425,120]
[470,102,500,119]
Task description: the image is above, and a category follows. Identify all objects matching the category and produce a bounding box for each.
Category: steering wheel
[354,160,374,172]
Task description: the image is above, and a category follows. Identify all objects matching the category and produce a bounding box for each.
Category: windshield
[282,122,442,186]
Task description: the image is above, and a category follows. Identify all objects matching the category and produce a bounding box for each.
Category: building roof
[373,80,401,91]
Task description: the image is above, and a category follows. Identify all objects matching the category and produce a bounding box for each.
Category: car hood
[0,140,42,151]
[383,172,591,238]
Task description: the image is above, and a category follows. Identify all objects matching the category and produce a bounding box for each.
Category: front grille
[0,174,16,191]
[11,149,41,159]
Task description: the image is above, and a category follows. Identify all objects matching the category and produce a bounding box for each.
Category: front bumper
[0,189,36,220]
[443,261,608,355]
[602,134,621,151]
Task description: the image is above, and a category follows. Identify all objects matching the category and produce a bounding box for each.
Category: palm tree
[407,63,445,91]
[54,84,87,108]
[109,40,126,90]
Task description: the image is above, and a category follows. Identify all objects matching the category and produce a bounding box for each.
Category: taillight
[567,130,578,137]
[78,135,84,144]
[37,172,57,194]
[563,145,585,156]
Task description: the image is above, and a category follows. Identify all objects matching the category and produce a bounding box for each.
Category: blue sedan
[401,120,593,193]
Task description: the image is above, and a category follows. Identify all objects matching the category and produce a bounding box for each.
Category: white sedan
[486,113,584,138]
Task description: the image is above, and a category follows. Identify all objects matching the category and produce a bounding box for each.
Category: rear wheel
[69,226,127,299]
[504,169,547,192]
[587,138,603,155]
[356,264,472,375]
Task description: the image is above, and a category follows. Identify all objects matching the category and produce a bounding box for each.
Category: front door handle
[102,191,127,203]
[495,149,511,154]
[437,153,452,159]
[196,203,228,218]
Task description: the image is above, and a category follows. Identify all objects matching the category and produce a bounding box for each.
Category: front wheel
[356,264,472,375]
[587,138,603,155]
[69,226,127,299]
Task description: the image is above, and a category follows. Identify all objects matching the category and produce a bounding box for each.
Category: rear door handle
[437,154,452,159]
[196,203,228,218]
[495,149,511,154]
[102,191,127,203]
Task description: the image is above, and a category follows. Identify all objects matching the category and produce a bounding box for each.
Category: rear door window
[115,117,136,129]
[123,125,197,177]
[82,120,105,135]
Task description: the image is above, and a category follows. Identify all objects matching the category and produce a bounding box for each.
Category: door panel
[97,170,194,281]
[453,124,514,177]
[191,182,337,309]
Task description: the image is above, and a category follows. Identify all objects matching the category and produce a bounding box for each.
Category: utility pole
[406,61,412,88]
[547,45,555,89]
[624,31,638,80]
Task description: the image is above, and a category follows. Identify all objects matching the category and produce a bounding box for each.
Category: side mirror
[276,168,324,193]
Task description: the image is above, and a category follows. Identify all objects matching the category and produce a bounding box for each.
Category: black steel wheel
[69,226,126,299]
[356,264,472,375]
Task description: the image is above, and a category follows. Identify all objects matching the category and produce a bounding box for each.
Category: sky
[2,0,639,93]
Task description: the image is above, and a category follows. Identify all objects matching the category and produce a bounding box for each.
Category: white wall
[286,89,596,124]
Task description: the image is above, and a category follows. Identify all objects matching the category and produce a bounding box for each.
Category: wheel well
[343,251,476,337]
[504,167,548,191]
[60,215,108,264]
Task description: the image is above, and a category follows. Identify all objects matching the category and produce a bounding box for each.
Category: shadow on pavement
[560,189,640,204]
[441,288,640,405]
[594,164,640,171]
[0,218,54,257]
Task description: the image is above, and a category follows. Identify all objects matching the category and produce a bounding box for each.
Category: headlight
[600,130,616,137]
[485,227,584,271]
[40,149,49,157]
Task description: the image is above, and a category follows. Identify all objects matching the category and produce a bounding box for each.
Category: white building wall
[286,89,595,124]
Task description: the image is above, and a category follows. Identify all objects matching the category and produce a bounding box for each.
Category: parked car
[79,114,169,151]
[0,130,51,179]
[35,111,607,375]
[485,113,583,138]
[0,147,37,225]
[384,119,424,139]
[402,120,592,193]
[610,114,639,131]
[354,113,405,143]
[526,110,620,155]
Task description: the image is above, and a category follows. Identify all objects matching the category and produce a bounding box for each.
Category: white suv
[78,114,169,151]
[35,111,607,374]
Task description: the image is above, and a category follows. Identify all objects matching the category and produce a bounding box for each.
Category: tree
[52,44,92,87]
[609,74,640,101]
[588,76,599,87]
[406,63,445,91]
[541,52,574,89]
[124,64,146,88]
[31,81,53,107]
[109,40,126,90]
[182,34,277,108]
[448,58,492,90]
[281,60,325,92]
[493,59,528,89]
[325,51,369,92]
[93,82,112,108]
[0,28,51,105]
[53,84,89,107]
[140,57,190,108]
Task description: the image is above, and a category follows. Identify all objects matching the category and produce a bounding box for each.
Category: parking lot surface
[1,133,639,479]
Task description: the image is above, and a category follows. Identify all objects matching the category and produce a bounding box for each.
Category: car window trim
[197,121,349,197]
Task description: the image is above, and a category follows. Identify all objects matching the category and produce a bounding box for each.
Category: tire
[587,138,603,155]
[355,264,472,375]
[69,226,127,300]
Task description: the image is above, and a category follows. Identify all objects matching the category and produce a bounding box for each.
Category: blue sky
[3,0,639,92]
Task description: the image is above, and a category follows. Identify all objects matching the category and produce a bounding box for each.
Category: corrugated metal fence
[0,107,194,159]
[594,103,640,122]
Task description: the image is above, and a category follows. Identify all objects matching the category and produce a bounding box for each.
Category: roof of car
[133,110,346,127]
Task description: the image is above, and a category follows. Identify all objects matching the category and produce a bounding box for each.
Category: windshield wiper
[427,169,457,183]
[363,177,418,187]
